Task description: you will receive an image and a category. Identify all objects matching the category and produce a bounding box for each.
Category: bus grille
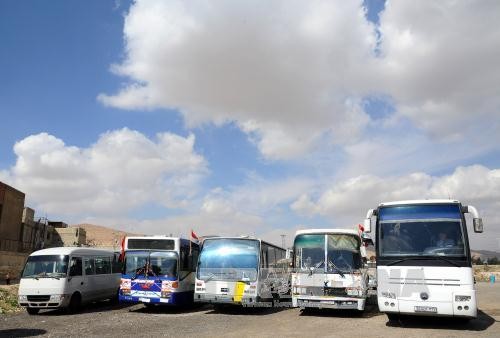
[27,295,50,302]
[324,287,347,297]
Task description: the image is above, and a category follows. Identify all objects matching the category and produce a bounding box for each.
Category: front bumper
[295,296,365,310]
[195,293,272,307]
[18,295,70,309]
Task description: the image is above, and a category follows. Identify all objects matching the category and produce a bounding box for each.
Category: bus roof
[29,247,115,256]
[379,199,460,207]
[202,236,284,250]
[125,236,180,240]
[295,229,359,237]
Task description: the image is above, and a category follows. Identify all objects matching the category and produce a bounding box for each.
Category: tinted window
[95,257,111,274]
[127,239,175,250]
[84,257,95,275]
[69,257,82,276]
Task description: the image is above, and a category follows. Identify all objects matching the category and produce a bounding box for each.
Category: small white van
[18,247,121,314]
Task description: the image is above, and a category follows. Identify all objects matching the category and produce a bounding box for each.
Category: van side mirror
[363,218,371,233]
[473,218,483,233]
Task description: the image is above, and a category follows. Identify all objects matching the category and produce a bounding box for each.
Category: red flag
[358,223,364,234]
[191,230,199,242]
[119,236,126,262]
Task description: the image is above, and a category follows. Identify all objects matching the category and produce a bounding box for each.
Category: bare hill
[72,223,141,250]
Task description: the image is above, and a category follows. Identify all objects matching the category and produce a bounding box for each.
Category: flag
[118,236,126,262]
[190,230,199,243]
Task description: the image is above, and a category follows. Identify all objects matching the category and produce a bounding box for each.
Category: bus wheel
[26,307,40,315]
[386,313,400,322]
[68,293,82,313]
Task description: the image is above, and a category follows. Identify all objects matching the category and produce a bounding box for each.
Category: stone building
[0,181,25,252]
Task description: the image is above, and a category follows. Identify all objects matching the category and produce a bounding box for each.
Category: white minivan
[18,247,121,314]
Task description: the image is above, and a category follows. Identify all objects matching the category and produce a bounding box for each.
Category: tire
[26,307,40,315]
[68,293,82,313]
[386,313,400,322]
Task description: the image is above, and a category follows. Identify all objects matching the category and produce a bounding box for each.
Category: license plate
[414,306,437,313]
[220,288,229,293]
[159,298,169,303]
[139,297,151,303]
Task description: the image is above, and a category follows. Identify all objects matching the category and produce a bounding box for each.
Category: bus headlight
[455,295,471,302]
[18,295,27,302]
[121,289,131,295]
[50,295,65,302]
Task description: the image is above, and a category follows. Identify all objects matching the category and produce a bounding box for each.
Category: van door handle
[81,282,84,285]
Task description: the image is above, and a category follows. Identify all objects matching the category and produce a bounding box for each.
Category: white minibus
[18,247,121,314]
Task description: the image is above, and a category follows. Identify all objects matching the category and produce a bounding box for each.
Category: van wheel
[26,307,40,315]
[68,293,82,313]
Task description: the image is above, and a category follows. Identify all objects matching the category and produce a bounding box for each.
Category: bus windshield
[295,234,361,272]
[124,251,178,277]
[22,255,69,278]
[197,239,259,282]
[378,205,466,257]
[294,234,324,270]
[327,234,362,272]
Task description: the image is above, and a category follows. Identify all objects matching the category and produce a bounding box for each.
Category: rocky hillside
[72,223,141,250]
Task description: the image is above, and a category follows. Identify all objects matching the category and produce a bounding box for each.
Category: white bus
[364,199,483,320]
[292,229,369,310]
[18,247,121,314]
[195,236,291,307]
[119,236,199,306]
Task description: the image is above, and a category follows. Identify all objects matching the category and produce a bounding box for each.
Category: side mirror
[363,218,371,233]
[361,233,374,246]
[473,218,483,233]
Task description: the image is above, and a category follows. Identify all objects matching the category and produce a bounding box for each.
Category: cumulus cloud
[98,0,377,159]
[377,1,500,141]
[291,165,500,249]
[2,129,207,216]
[99,0,500,160]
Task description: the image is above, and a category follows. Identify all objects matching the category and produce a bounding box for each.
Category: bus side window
[84,257,95,275]
[190,244,199,272]
[261,245,268,268]
[180,245,190,271]
[112,255,122,273]
[95,257,111,274]
[69,257,83,276]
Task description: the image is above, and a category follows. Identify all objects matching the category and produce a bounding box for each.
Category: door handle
[81,282,84,285]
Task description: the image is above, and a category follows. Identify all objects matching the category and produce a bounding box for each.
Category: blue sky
[1,0,499,250]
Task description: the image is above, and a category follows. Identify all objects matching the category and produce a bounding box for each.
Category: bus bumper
[195,293,273,307]
[295,296,365,310]
[378,290,477,318]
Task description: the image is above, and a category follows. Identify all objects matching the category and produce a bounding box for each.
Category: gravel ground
[0,283,498,338]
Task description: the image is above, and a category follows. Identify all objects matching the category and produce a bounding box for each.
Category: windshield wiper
[387,256,460,267]
[327,260,345,278]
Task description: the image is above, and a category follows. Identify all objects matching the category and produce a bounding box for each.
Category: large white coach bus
[363,200,483,320]
[18,247,121,314]
[292,229,370,310]
[195,236,291,307]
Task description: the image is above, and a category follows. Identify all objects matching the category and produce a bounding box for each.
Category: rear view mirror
[473,218,483,233]
[363,218,371,233]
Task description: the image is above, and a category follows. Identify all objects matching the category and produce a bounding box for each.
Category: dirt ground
[0,283,499,338]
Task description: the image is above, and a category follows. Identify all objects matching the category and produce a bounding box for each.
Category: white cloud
[2,129,207,216]
[377,1,500,141]
[99,1,500,160]
[98,0,377,159]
